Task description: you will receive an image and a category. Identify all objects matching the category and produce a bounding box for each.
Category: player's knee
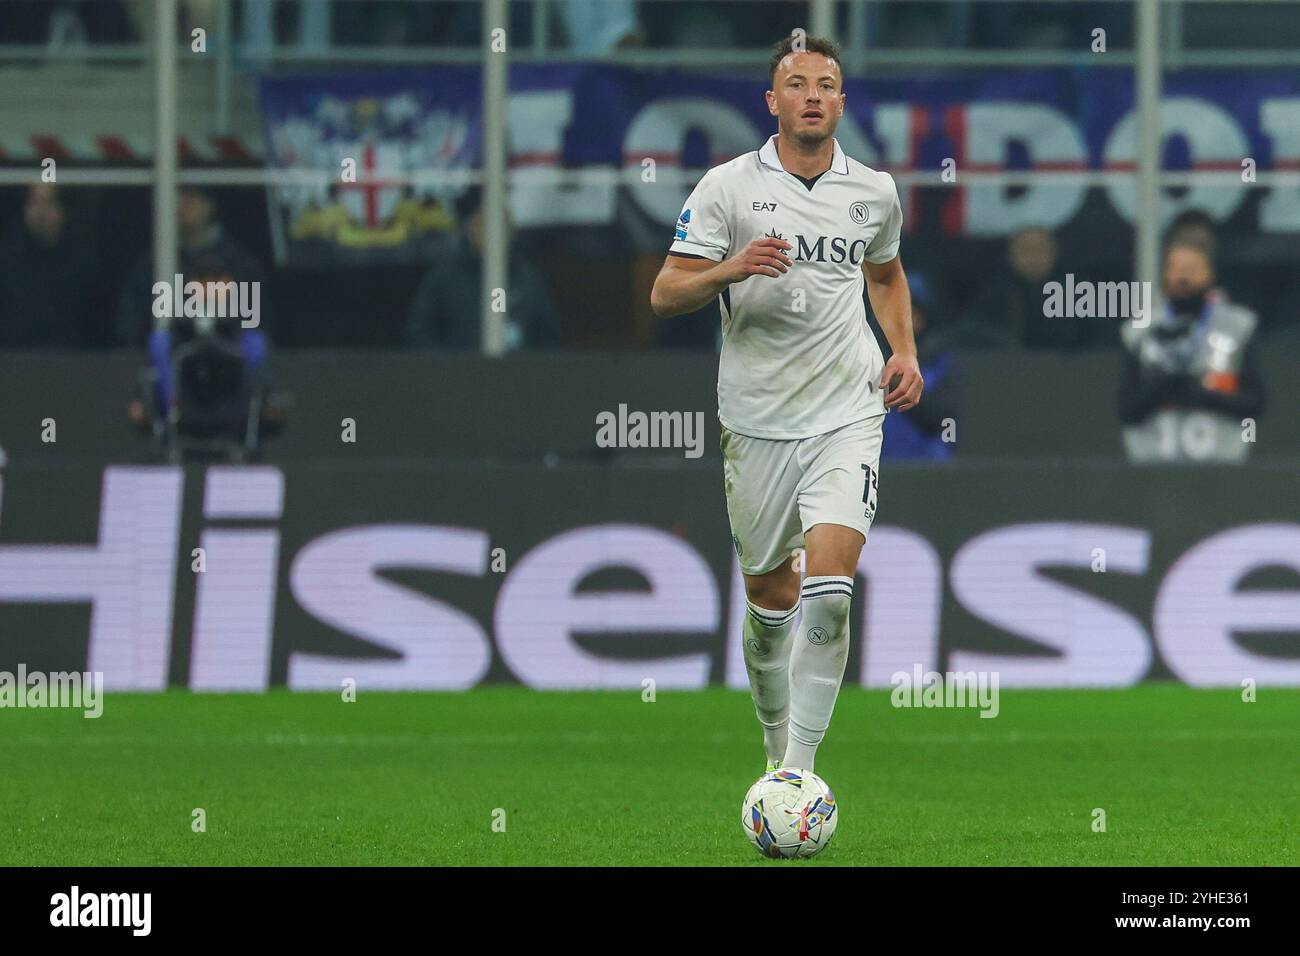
[743,572,799,611]
[748,588,799,613]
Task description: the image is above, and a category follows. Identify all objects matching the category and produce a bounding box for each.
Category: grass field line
[0,686,1294,866]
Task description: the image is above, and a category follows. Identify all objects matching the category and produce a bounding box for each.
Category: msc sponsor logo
[792,234,870,264]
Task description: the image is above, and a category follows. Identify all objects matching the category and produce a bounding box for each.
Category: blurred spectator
[1118,239,1265,464]
[881,273,963,461]
[334,0,434,45]
[558,0,642,54]
[116,185,266,346]
[119,185,271,428]
[0,183,103,348]
[962,226,1094,350]
[1164,208,1217,258]
[125,0,214,46]
[239,0,333,61]
[405,188,560,351]
[0,1,134,47]
[665,2,736,48]
[123,1,331,59]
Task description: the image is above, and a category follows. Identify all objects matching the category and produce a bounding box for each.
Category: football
[741,768,838,859]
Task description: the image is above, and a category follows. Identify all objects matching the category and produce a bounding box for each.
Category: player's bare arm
[865,255,924,412]
[649,237,793,318]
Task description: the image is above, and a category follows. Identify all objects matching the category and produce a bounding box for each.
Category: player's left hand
[880,354,924,411]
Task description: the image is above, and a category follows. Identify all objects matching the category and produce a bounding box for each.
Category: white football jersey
[669,134,902,440]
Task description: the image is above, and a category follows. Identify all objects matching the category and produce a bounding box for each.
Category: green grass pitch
[2,685,1296,866]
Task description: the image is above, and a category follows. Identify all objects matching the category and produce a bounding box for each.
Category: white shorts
[720,414,884,576]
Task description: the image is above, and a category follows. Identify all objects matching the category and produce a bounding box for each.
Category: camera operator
[1118,238,1265,463]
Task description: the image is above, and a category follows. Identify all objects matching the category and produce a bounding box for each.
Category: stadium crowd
[1,179,1284,356]
[0,2,1293,466]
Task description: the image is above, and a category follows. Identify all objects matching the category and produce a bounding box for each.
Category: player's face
[767,52,845,145]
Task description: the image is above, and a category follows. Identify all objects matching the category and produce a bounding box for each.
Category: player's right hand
[725,237,793,281]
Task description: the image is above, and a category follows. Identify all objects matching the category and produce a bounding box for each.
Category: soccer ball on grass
[740,768,838,859]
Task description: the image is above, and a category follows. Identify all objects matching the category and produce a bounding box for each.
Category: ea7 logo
[752,201,777,212]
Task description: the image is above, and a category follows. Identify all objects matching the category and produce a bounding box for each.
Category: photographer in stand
[1118,237,1265,464]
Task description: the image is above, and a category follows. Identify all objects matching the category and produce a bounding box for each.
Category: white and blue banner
[259,65,1300,262]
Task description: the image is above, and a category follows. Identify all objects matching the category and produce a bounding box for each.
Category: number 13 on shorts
[861,463,878,521]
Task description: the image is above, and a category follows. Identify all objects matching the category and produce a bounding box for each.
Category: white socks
[742,598,799,765]
[784,575,853,771]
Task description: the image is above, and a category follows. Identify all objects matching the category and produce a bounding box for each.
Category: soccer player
[649,35,923,774]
